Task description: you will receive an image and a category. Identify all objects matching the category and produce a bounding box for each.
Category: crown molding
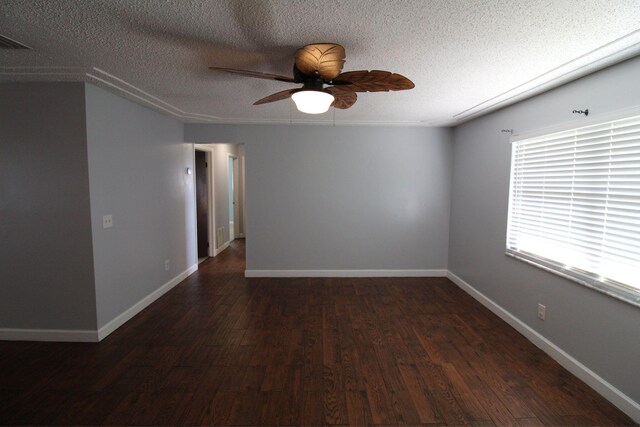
[450,29,640,124]
[198,117,433,127]
[85,68,222,122]
[0,66,87,80]
[0,66,223,123]
[0,65,431,126]
[3,28,640,128]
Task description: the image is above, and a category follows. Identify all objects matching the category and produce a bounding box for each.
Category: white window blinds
[506,113,640,306]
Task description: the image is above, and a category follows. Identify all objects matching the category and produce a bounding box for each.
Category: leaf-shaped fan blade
[294,43,346,80]
[254,89,297,105]
[209,67,295,83]
[327,87,357,109]
[333,70,414,92]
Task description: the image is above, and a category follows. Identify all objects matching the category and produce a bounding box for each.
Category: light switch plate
[103,214,113,229]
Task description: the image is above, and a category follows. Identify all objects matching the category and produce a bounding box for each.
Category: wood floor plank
[345,390,374,426]
[397,362,444,424]
[301,390,324,426]
[414,357,471,426]
[471,385,520,427]
[279,364,303,425]
[0,239,635,426]
[517,416,545,426]
[322,320,349,425]
[441,363,495,425]
[255,391,282,426]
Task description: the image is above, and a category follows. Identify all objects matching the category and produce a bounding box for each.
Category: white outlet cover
[102,214,113,229]
[537,304,546,320]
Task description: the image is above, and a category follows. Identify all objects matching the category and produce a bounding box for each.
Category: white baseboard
[97,264,198,341]
[245,269,448,278]
[0,264,200,343]
[214,241,230,256]
[0,328,99,342]
[446,271,640,423]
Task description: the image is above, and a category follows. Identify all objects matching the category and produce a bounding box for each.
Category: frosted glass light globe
[291,90,334,114]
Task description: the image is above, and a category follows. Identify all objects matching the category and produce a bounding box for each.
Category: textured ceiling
[1,0,639,126]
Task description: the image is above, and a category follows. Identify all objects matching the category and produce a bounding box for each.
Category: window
[506,112,640,307]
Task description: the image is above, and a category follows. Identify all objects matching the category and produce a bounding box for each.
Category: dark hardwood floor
[0,239,635,426]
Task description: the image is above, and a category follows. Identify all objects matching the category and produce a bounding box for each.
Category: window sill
[505,249,640,309]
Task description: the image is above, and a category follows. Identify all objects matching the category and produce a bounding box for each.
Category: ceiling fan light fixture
[291,90,334,114]
[210,43,414,112]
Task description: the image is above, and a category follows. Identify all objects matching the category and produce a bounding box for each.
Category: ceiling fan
[209,43,415,114]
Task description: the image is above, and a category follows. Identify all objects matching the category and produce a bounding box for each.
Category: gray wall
[0,82,97,330]
[186,125,453,271]
[449,56,640,402]
[85,84,196,328]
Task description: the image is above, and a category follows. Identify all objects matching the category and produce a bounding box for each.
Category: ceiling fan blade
[253,89,297,105]
[332,70,414,92]
[327,86,357,109]
[209,67,295,83]
[295,43,346,80]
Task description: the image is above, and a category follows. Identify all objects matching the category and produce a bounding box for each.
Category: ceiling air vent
[0,34,31,50]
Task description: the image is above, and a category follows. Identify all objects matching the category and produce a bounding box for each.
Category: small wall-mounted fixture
[186,167,192,175]
[572,109,589,116]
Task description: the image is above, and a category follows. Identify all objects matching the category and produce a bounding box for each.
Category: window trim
[505,249,640,308]
[506,107,640,308]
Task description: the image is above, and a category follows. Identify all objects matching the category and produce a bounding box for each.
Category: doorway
[192,143,245,266]
[194,150,209,261]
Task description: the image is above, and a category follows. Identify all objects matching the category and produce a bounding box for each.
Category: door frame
[227,153,239,241]
[193,145,216,258]
[239,147,246,239]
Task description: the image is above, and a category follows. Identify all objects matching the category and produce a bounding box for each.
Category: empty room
[1,1,639,425]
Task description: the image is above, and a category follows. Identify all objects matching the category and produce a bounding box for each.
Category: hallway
[201,238,246,273]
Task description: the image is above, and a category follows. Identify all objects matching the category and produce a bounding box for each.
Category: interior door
[195,150,209,258]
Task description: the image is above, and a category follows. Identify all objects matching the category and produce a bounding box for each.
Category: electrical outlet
[164,259,170,271]
[537,303,546,320]
[102,214,113,229]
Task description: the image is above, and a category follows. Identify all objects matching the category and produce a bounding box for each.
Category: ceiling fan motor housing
[293,66,326,91]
